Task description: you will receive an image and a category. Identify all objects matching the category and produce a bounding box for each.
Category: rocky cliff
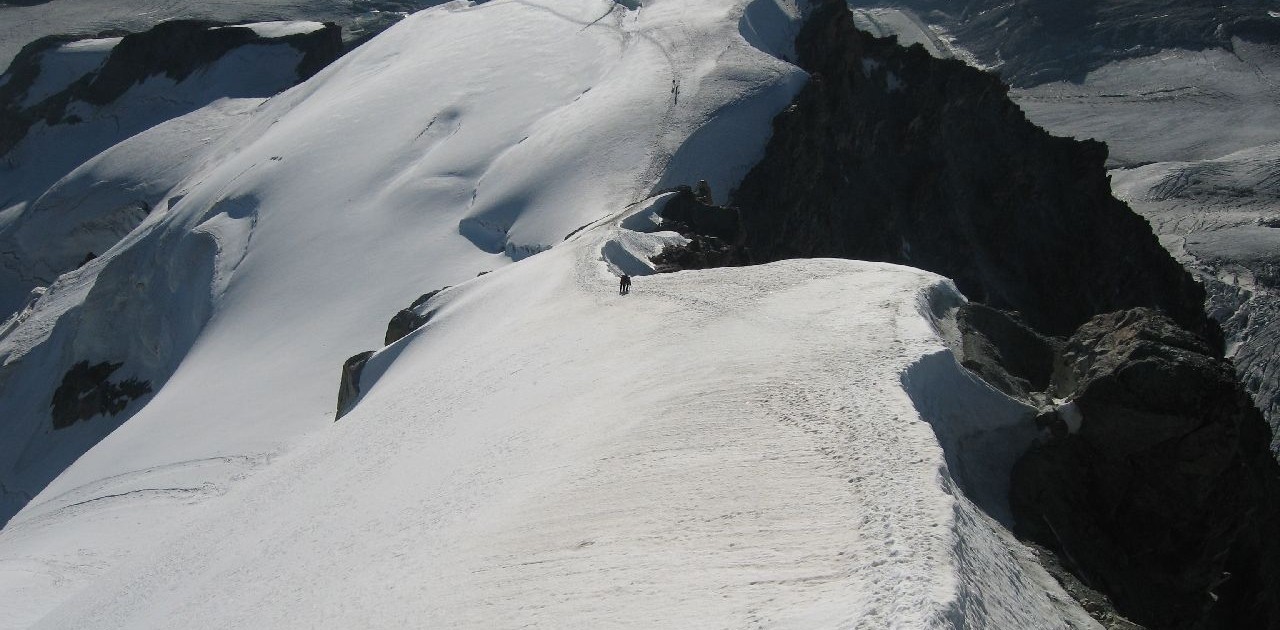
[730,0,1215,342]
[725,1,1280,626]
[1013,309,1280,629]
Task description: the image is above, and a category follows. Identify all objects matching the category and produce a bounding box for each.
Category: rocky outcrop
[952,303,1061,404]
[731,0,1216,343]
[384,287,448,346]
[650,185,750,272]
[0,19,343,155]
[1011,308,1280,629]
[335,351,374,421]
[339,288,452,419]
[50,360,151,429]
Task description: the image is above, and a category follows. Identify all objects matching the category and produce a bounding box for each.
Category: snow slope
[0,0,812,619]
[0,0,1103,625]
[15,200,1094,628]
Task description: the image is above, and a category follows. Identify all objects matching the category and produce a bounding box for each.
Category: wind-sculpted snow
[19,203,1095,628]
[0,0,809,619]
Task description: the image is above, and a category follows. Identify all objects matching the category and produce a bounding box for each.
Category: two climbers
[619,274,632,295]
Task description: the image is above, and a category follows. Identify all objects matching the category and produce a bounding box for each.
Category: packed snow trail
[24,207,1096,628]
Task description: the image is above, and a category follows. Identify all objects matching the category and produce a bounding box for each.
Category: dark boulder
[384,287,448,346]
[50,360,152,429]
[1011,308,1280,629]
[335,351,374,421]
[731,0,1217,344]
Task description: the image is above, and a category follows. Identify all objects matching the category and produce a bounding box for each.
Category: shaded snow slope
[0,26,332,319]
[16,204,1095,628]
[0,0,807,612]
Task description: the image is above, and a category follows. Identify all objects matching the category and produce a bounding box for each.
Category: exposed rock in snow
[1013,308,1280,629]
[650,185,750,271]
[951,303,1061,406]
[383,287,448,346]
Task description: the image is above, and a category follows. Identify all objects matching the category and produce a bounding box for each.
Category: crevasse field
[0,0,1101,627]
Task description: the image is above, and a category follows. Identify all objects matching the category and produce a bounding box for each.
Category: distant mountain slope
[848,0,1280,87]
[0,0,447,71]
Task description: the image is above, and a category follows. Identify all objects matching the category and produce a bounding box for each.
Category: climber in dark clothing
[619,274,631,295]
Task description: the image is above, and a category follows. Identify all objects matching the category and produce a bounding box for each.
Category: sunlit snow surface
[16,204,1092,627]
[0,1,1097,626]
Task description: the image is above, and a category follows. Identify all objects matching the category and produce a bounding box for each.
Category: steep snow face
[17,203,1094,628]
[0,0,808,616]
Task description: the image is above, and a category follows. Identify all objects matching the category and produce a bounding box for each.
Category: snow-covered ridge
[19,196,1092,627]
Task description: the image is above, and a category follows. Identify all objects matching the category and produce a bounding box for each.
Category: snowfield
[16,205,1093,628]
[0,0,1100,626]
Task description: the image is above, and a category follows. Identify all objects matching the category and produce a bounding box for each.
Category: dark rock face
[852,0,1280,87]
[0,19,343,155]
[384,287,447,346]
[731,0,1215,343]
[650,185,751,272]
[50,360,152,429]
[1011,308,1280,629]
[335,351,374,421]
[953,303,1061,402]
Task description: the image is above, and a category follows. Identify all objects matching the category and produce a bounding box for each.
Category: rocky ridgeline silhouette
[671,1,1280,626]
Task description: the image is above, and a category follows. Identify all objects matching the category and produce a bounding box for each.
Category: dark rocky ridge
[731,0,1216,343]
[1013,309,1280,629]
[849,0,1280,87]
[720,2,1280,626]
[0,19,343,155]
